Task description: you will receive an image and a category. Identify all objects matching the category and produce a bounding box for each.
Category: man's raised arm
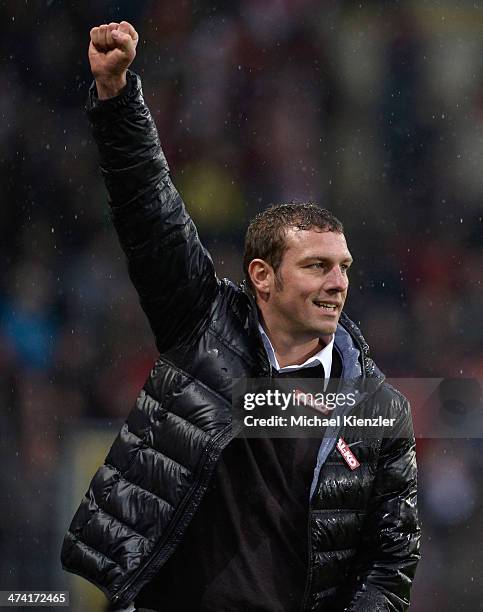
[87,22,218,351]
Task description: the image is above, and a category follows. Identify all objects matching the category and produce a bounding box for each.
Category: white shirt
[258,323,334,389]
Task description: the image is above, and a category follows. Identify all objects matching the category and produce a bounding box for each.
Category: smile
[313,301,338,311]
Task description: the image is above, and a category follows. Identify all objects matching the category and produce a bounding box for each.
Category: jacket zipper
[300,322,368,610]
[300,502,314,611]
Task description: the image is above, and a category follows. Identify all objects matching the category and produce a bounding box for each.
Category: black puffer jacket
[61,71,420,611]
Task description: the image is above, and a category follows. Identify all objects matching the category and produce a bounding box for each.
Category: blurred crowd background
[0,0,482,610]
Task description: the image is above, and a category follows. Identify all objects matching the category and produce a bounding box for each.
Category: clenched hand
[88,21,138,100]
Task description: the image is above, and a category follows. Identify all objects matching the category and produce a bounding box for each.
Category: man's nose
[325,266,348,292]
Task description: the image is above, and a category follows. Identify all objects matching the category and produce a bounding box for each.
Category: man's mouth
[313,300,338,311]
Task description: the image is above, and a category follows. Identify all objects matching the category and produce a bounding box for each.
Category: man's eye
[308,263,323,269]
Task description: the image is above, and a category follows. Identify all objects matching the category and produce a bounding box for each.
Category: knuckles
[89,22,138,60]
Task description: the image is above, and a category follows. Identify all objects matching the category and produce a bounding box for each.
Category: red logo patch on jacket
[337,437,360,470]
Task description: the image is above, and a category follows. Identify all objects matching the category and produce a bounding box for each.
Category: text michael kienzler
[243,414,396,428]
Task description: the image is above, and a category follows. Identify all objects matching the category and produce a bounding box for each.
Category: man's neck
[275,338,325,369]
[259,321,331,369]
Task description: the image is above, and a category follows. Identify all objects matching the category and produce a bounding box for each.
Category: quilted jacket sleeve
[86,70,218,352]
[346,392,421,611]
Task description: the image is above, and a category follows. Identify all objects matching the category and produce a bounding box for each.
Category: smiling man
[245,215,352,368]
[61,21,420,612]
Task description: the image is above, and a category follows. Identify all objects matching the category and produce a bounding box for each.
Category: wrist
[95,74,127,100]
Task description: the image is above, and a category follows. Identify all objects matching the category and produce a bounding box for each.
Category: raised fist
[88,21,138,99]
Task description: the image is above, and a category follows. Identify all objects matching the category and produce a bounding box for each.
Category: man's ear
[247,259,273,299]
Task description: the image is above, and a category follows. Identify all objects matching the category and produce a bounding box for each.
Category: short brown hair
[243,202,344,291]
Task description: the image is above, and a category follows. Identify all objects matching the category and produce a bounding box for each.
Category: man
[61,21,420,611]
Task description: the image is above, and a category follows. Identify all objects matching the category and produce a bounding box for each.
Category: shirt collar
[257,323,334,380]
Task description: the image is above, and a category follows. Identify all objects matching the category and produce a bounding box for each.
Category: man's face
[267,228,352,339]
